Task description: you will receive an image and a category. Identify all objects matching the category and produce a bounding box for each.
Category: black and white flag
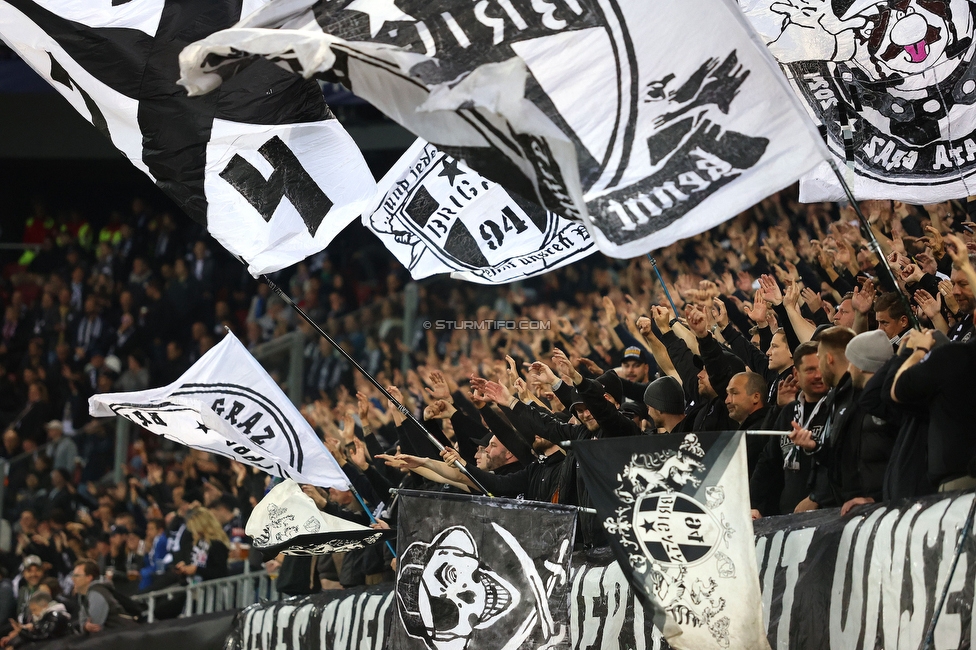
[89,331,348,489]
[0,0,377,275]
[575,432,769,650]
[365,139,593,284]
[178,0,825,259]
[392,490,576,650]
[740,0,976,202]
[247,480,392,558]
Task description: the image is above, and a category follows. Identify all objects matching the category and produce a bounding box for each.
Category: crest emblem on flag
[365,140,593,283]
[601,434,734,646]
[576,431,769,649]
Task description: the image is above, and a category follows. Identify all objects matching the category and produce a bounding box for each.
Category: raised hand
[743,290,768,325]
[424,370,453,402]
[759,274,783,306]
[601,295,619,327]
[686,306,710,339]
[914,289,942,321]
[481,380,514,406]
[939,280,960,313]
[348,439,370,471]
[801,287,823,313]
[784,281,802,311]
[944,233,973,270]
[851,279,876,315]
[526,361,558,386]
[550,347,575,380]
[636,316,653,337]
[651,305,672,332]
[711,298,729,329]
[923,225,945,258]
[777,373,799,407]
[423,399,456,421]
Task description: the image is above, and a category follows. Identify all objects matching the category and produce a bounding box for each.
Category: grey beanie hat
[846,330,893,373]
[643,376,685,415]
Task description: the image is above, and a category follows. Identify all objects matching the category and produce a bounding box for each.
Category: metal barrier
[131,569,281,623]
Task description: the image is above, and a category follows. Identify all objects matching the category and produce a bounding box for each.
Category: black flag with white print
[392,490,576,650]
[0,0,376,275]
[179,0,825,259]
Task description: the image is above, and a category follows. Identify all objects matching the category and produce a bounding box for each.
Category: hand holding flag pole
[255,270,493,497]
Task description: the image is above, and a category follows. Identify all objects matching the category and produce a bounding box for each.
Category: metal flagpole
[826,160,921,330]
[388,487,597,514]
[255,271,493,496]
[346,481,397,558]
[646,254,680,316]
[922,494,976,649]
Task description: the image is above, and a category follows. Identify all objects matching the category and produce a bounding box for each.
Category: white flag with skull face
[364,139,594,284]
[178,0,825,259]
[0,0,377,276]
[89,332,349,490]
[740,0,976,202]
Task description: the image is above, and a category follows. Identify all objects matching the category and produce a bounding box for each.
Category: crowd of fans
[1,187,976,641]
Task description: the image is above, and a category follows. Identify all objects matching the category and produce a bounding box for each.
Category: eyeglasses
[71,573,86,579]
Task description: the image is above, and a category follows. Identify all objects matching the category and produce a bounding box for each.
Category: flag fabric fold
[178,0,825,259]
[0,0,377,275]
[575,432,770,650]
[246,480,393,558]
[364,139,594,284]
[89,332,348,490]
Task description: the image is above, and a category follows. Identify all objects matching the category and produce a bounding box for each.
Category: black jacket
[750,395,829,516]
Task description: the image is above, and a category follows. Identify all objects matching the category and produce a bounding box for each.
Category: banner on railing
[227,491,976,650]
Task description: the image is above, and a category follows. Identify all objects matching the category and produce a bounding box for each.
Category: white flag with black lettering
[89,332,348,490]
[0,0,377,275]
[178,0,825,259]
[365,139,593,284]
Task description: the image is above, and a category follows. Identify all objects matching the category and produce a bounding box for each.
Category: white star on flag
[344,0,415,38]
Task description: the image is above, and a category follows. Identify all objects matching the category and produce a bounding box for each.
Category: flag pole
[346,482,397,558]
[254,271,493,497]
[827,159,920,330]
[646,254,680,317]
[922,494,976,650]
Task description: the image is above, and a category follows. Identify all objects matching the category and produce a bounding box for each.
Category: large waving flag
[364,139,594,284]
[0,0,377,275]
[90,332,348,489]
[575,432,770,650]
[178,0,826,259]
[740,0,976,202]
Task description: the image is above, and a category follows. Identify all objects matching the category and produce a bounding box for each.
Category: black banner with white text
[228,491,976,650]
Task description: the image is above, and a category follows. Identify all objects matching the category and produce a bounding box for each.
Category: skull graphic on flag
[392,491,576,650]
